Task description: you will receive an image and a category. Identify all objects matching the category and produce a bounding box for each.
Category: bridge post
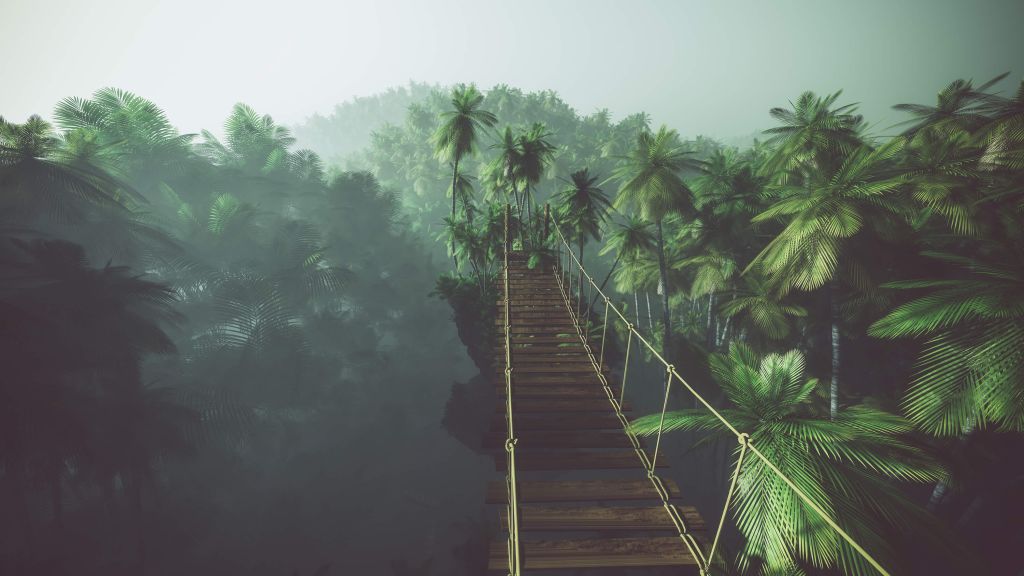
[505,203,511,252]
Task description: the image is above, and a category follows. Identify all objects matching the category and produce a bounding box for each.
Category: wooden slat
[503,326,578,334]
[500,504,705,531]
[494,384,617,398]
[482,430,631,449]
[488,536,697,570]
[495,318,574,326]
[485,478,679,503]
[498,311,573,318]
[499,345,584,353]
[491,375,603,385]
[494,398,627,413]
[499,363,609,374]
[494,450,660,471]
[494,355,595,364]
[497,383,614,397]
[497,297,566,303]
[508,336,580,344]
[490,413,622,431]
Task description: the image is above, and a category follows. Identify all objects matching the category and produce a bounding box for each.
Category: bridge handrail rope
[545,210,890,576]
[502,204,522,576]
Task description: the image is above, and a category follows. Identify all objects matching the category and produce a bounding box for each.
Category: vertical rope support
[576,263,584,321]
[706,433,750,573]
[502,204,521,576]
[567,252,573,306]
[619,327,633,406]
[649,364,674,474]
[598,298,610,371]
[545,216,890,576]
[584,279,594,336]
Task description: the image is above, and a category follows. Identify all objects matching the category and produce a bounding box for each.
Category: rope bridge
[489,204,889,575]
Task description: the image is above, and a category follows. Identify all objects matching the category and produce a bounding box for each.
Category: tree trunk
[526,188,533,233]
[829,278,841,420]
[706,293,716,349]
[645,291,654,333]
[655,220,671,358]
[634,291,641,329]
[450,158,460,268]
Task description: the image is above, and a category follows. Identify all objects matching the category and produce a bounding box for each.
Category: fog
[3,2,1024,575]
[4,0,1023,139]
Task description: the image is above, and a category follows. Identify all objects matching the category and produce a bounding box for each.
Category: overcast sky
[4,0,1023,139]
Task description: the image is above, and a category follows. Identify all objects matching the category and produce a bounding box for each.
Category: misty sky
[4,0,1023,139]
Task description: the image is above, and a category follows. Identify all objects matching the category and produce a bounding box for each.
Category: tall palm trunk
[706,293,716,348]
[526,188,534,229]
[828,278,841,420]
[576,237,585,316]
[655,220,671,358]
[450,158,460,267]
[634,291,641,328]
[646,291,654,332]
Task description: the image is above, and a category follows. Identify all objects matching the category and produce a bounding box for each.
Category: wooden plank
[495,318,574,326]
[500,505,705,531]
[498,311,574,318]
[483,430,631,450]
[490,413,622,431]
[491,375,603,385]
[494,355,595,364]
[494,398,627,413]
[500,363,608,374]
[503,326,578,334]
[494,450,660,471]
[508,333,579,341]
[486,478,680,503]
[498,345,585,353]
[494,384,618,398]
[488,536,697,570]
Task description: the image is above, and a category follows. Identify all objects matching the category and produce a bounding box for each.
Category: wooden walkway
[487,251,705,572]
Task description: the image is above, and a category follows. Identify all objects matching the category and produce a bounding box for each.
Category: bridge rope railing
[545,210,890,576]
[502,204,523,576]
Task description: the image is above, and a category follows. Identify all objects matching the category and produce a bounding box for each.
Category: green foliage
[631,343,944,575]
[612,125,699,223]
[870,248,1024,435]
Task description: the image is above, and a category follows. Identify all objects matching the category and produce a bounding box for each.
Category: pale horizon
[4,0,1024,140]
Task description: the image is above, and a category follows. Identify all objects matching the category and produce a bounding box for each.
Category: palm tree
[596,216,656,295]
[0,115,135,223]
[750,133,909,419]
[486,126,523,209]
[613,126,699,356]
[869,247,1024,436]
[762,91,865,177]
[892,73,1008,137]
[719,274,807,345]
[631,343,944,575]
[53,87,194,194]
[515,122,556,226]
[431,85,497,262]
[0,237,184,559]
[554,168,611,270]
[198,103,297,177]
